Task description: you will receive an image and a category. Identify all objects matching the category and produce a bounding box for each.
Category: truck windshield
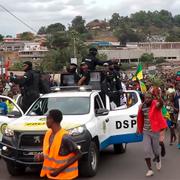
[27,97,90,115]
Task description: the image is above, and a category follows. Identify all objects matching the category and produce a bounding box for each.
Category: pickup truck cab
[1,87,143,177]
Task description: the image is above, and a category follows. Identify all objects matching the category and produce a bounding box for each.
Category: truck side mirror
[96,108,109,116]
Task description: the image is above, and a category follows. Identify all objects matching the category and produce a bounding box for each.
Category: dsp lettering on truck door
[115,119,136,129]
[103,91,143,147]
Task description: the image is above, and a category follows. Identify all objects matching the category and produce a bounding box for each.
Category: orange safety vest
[40,128,78,180]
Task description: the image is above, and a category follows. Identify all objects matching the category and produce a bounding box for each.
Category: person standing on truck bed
[101,62,122,108]
[67,63,80,84]
[82,47,104,71]
[82,47,118,71]
[10,61,40,113]
[35,109,82,180]
[82,47,114,71]
[137,93,167,177]
[78,62,90,86]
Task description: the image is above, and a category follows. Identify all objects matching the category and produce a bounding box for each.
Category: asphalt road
[0,135,180,180]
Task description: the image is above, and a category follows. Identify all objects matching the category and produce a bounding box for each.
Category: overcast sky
[0,0,180,36]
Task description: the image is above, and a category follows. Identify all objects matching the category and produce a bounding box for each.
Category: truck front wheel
[114,143,126,154]
[6,161,26,176]
[79,141,99,177]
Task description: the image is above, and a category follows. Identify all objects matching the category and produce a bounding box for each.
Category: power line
[0,4,37,33]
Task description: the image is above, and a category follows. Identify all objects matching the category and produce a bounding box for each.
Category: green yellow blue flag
[139,80,147,94]
[132,63,143,81]
[162,106,170,120]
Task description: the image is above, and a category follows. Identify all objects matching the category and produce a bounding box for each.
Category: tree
[96,53,107,61]
[9,61,23,71]
[166,29,180,42]
[46,32,70,49]
[154,57,166,64]
[71,16,87,34]
[42,30,89,72]
[174,15,180,27]
[151,10,173,28]
[80,32,93,41]
[131,11,150,27]
[109,13,121,29]
[38,26,46,34]
[118,32,128,46]
[46,23,66,34]
[41,49,68,72]
[68,30,89,61]
[120,63,135,71]
[139,53,154,65]
[114,26,143,45]
[0,34,3,42]
[19,32,34,41]
[159,10,173,27]
[6,35,12,38]
[166,34,180,42]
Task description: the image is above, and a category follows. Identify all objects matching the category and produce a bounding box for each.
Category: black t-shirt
[59,135,79,156]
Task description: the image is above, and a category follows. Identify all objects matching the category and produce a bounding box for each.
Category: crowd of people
[0,47,180,179]
[130,71,180,177]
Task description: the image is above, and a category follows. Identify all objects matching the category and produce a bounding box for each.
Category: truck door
[103,91,143,147]
[94,95,109,148]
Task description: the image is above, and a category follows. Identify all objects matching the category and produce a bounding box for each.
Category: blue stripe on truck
[100,133,143,150]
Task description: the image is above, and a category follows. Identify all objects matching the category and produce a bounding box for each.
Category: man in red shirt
[137,93,167,177]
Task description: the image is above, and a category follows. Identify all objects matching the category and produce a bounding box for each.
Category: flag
[139,80,147,93]
[132,63,143,81]
[162,106,170,120]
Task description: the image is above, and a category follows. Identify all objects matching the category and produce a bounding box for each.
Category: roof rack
[51,86,93,92]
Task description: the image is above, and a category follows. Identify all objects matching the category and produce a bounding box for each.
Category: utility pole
[73,37,76,58]
[70,31,78,65]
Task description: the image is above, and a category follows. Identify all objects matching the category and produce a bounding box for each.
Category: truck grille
[19,134,44,148]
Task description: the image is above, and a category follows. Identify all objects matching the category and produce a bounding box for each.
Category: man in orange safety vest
[35,109,82,179]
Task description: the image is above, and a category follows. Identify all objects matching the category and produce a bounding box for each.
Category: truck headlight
[5,128,14,137]
[68,126,85,136]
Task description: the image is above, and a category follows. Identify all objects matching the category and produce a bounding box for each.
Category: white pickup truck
[0,87,143,177]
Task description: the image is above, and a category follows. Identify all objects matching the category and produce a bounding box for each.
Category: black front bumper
[0,141,43,165]
[0,129,92,166]
[0,132,44,166]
